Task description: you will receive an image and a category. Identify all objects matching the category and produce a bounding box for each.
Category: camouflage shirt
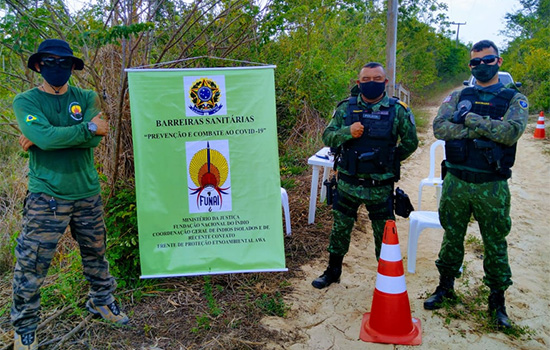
[323,92,418,182]
[433,84,529,147]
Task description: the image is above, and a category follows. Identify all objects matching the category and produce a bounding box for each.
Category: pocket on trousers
[22,192,43,217]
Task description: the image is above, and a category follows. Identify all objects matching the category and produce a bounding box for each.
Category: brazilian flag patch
[25,115,38,125]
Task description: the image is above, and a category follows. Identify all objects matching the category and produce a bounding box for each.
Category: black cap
[27,39,85,72]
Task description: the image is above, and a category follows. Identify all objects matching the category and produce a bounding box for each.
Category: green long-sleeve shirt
[13,86,102,200]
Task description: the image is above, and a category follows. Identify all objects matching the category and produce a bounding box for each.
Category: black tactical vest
[445,87,518,178]
[337,96,398,176]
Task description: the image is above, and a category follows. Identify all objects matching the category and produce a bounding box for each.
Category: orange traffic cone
[359,220,422,345]
[534,111,546,139]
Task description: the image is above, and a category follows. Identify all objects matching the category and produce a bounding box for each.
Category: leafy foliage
[502,0,550,111]
[257,0,469,154]
[1,0,542,290]
[103,184,140,287]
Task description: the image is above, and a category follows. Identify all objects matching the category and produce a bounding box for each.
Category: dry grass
[0,167,334,349]
[0,135,27,272]
[0,74,457,348]
[0,111,335,348]
[0,57,336,348]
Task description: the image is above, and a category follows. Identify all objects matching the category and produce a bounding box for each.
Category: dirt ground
[1,90,549,350]
[262,101,550,349]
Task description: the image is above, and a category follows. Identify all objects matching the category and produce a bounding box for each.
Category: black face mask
[359,81,385,100]
[40,65,72,87]
[471,64,499,83]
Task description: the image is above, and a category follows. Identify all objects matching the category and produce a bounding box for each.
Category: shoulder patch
[442,95,452,103]
[25,115,38,125]
[397,100,409,110]
[409,112,416,126]
[518,100,528,109]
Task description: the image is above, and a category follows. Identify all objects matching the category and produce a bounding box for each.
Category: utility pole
[386,0,398,97]
[450,22,466,47]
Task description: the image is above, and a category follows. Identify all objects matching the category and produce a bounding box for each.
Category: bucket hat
[27,39,84,72]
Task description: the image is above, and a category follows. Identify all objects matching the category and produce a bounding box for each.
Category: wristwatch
[87,122,98,136]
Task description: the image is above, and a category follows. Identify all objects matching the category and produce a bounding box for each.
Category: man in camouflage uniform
[11,39,128,350]
[424,40,529,330]
[312,62,418,289]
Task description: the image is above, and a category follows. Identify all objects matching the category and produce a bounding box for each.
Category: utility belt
[324,174,412,220]
[338,172,395,187]
[448,168,508,184]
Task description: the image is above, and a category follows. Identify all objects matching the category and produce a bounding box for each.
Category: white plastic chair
[417,140,446,209]
[407,140,446,273]
[407,211,442,273]
[281,188,291,236]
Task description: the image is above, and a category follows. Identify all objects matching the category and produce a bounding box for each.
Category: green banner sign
[127,66,286,278]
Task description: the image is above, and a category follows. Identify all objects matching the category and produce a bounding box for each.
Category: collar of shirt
[474,82,504,94]
[357,92,389,110]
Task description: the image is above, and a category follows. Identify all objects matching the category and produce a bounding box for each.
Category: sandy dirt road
[263,101,550,350]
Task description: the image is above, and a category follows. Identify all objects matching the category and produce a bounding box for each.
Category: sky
[439,0,522,49]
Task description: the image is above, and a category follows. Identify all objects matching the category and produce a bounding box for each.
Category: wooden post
[386,0,398,97]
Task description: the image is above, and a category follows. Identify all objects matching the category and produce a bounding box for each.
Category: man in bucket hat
[11,39,128,350]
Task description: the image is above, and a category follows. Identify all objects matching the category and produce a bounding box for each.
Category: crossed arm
[18,113,109,151]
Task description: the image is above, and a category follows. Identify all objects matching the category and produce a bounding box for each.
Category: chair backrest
[417,140,446,210]
[427,140,446,181]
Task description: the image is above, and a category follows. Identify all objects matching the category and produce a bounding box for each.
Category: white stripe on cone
[379,243,402,262]
[375,274,407,294]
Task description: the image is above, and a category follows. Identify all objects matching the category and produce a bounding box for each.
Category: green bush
[103,184,140,287]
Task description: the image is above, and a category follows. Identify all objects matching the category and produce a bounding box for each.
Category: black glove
[452,100,472,124]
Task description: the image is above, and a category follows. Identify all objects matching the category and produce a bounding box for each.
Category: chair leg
[281,188,291,236]
[308,165,320,224]
[417,183,424,210]
[407,218,420,274]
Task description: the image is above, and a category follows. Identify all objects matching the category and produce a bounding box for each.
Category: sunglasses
[469,55,499,67]
[41,56,74,69]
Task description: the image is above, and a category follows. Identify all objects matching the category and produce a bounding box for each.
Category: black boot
[312,254,343,289]
[488,290,512,329]
[423,275,457,310]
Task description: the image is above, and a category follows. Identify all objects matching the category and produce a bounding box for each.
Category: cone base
[359,312,422,345]
[534,133,545,139]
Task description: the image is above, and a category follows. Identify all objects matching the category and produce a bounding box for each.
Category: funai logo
[186,140,232,213]
[184,76,227,116]
[69,102,83,121]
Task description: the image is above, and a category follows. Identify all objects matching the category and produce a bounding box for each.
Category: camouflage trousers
[328,181,394,260]
[11,193,117,334]
[436,173,512,291]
